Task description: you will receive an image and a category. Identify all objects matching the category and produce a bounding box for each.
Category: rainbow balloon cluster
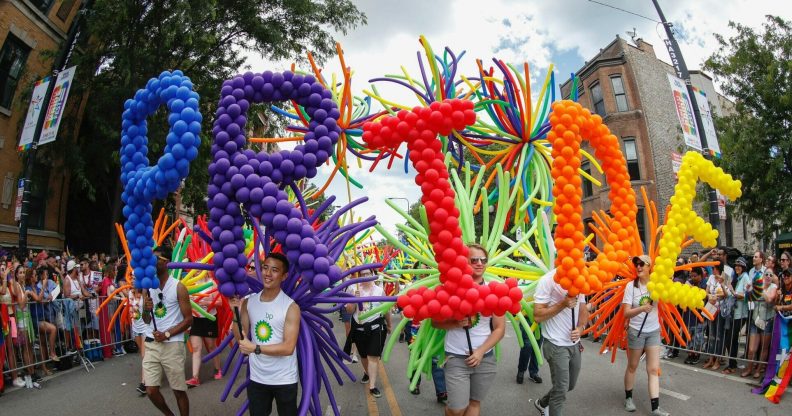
[363,99,522,320]
[548,100,637,296]
[120,70,201,289]
[649,151,742,307]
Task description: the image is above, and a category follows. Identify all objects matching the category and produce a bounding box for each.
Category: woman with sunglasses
[621,255,668,416]
[775,268,792,316]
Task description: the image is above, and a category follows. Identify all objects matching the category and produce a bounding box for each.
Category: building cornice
[10,0,68,43]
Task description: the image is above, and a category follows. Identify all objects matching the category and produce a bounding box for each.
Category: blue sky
[243,0,787,237]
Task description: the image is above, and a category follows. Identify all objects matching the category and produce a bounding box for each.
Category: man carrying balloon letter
[532,268,588,416]
[432,244,506,416]
[229,253,300,416]
[142,248,193,416]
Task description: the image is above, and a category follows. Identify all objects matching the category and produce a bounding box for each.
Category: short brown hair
[466,243,488,260]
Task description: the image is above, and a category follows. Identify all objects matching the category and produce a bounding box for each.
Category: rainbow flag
[753,313,792,403]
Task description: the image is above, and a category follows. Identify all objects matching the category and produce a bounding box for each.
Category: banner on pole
[717,190,727,220]
[667,73,702,151]
[14,179,24,222]
[692,87,722,158]
[39,66,77,146]
[671,152,683,180]
[18,77,51,151]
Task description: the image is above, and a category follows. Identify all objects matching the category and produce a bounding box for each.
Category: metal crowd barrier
[2,295,134,382]
[663,305,772,368]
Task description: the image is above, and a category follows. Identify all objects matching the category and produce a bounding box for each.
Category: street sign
[14,179,24,222]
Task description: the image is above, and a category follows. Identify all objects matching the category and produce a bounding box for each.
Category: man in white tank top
[229,253,301,416]
[432,244,506,416]
[142,249,193,416]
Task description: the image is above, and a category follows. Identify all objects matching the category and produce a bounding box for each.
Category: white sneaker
[651,408,670,416]
[24,375,32,389]
[13,377,26,388]
[533,398,548,416]
[625,397,636,412]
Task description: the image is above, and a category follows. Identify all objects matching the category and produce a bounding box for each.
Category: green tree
[704,15,792,241]
[53,0,365,252]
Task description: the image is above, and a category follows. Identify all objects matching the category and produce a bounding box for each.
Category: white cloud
[240,0,786,236]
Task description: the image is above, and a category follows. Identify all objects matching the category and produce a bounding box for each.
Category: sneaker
[137,383,146,395]
[410,386,420,395]
[688,355,700,365]
[625,397,636,412]
[361,373,369,384]
[113,350,124,357]
[533,398,548,416]
[186,377,200,388]
[436,392,448,404]
[528,374,543,384]
[13,377,25,388]
[516,371,525,384]
[370,387,382,398]
[651,408,670,416]
[24,375,32,389]
[214,370,223,380]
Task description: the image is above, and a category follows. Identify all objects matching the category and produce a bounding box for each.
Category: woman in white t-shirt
[621,255,668,416]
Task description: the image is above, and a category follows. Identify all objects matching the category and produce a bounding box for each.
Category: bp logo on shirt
[255,320,273,343]
[154,303,167,319]
[638,294,652,307]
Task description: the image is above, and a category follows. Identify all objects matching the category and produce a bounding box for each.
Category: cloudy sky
[243,0,787,238]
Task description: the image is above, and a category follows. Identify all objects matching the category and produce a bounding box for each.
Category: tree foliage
[704,15,792,240]
[54,0,365,250]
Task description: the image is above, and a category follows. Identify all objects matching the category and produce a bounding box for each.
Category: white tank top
[146,278,184,343]
[68,275,82,298]
[445,313,493,356]
[247,290,299,385]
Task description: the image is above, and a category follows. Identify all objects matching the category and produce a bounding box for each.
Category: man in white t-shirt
[230,253,300,416]
[532,269,588,416]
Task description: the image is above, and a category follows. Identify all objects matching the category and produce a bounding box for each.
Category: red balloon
[459,300,472,316]
[484,294,498,311]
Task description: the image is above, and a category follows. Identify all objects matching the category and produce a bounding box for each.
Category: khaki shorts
[143,341,187,391]
[627,328,662,350]
[444,353,497,410]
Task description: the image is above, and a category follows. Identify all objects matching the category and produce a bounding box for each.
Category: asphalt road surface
[1,320,789,415]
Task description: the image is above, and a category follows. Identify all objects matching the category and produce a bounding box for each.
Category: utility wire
[588,0,662,24]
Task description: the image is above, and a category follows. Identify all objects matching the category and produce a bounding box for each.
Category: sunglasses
[781,258,791,262]
[470,257,487,264]
[632,259,646,268]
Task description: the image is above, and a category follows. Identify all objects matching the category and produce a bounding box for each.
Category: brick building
[560,35,760,255]
[0,0,82,251]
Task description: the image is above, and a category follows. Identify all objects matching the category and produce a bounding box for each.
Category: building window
[623,137,640,180]
[56,0,77,21]
[28,162,50,229]
[581,161,593,198]
[0,34,32,109]
[636,207,647,250]
[610,75,629,112]
[590,82,605,117]
[29,0,55,14]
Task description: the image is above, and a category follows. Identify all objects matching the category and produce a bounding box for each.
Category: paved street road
[1,321,789,415]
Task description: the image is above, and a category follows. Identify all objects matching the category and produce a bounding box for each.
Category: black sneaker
[528,374,543,384]
[689,355,700,365]
[137,383,146,395]
[410,386,420,395]
[370,387,382,398]
[436,392,448,404]
[516,371,525,384]
[361,373,369,384]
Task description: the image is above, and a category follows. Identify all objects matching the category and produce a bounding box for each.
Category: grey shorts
[444,353,497,410]
[628,328,662,350]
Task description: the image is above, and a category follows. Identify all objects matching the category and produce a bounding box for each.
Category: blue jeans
[518,323,542,377]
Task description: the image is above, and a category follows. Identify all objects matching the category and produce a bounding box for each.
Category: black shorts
[189,316,218,338]
[352,320,387,358]
[248,381,298,416]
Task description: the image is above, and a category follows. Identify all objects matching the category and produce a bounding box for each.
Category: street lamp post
[386,197,410,213]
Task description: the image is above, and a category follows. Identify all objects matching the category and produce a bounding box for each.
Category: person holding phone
[621,255,668,416]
